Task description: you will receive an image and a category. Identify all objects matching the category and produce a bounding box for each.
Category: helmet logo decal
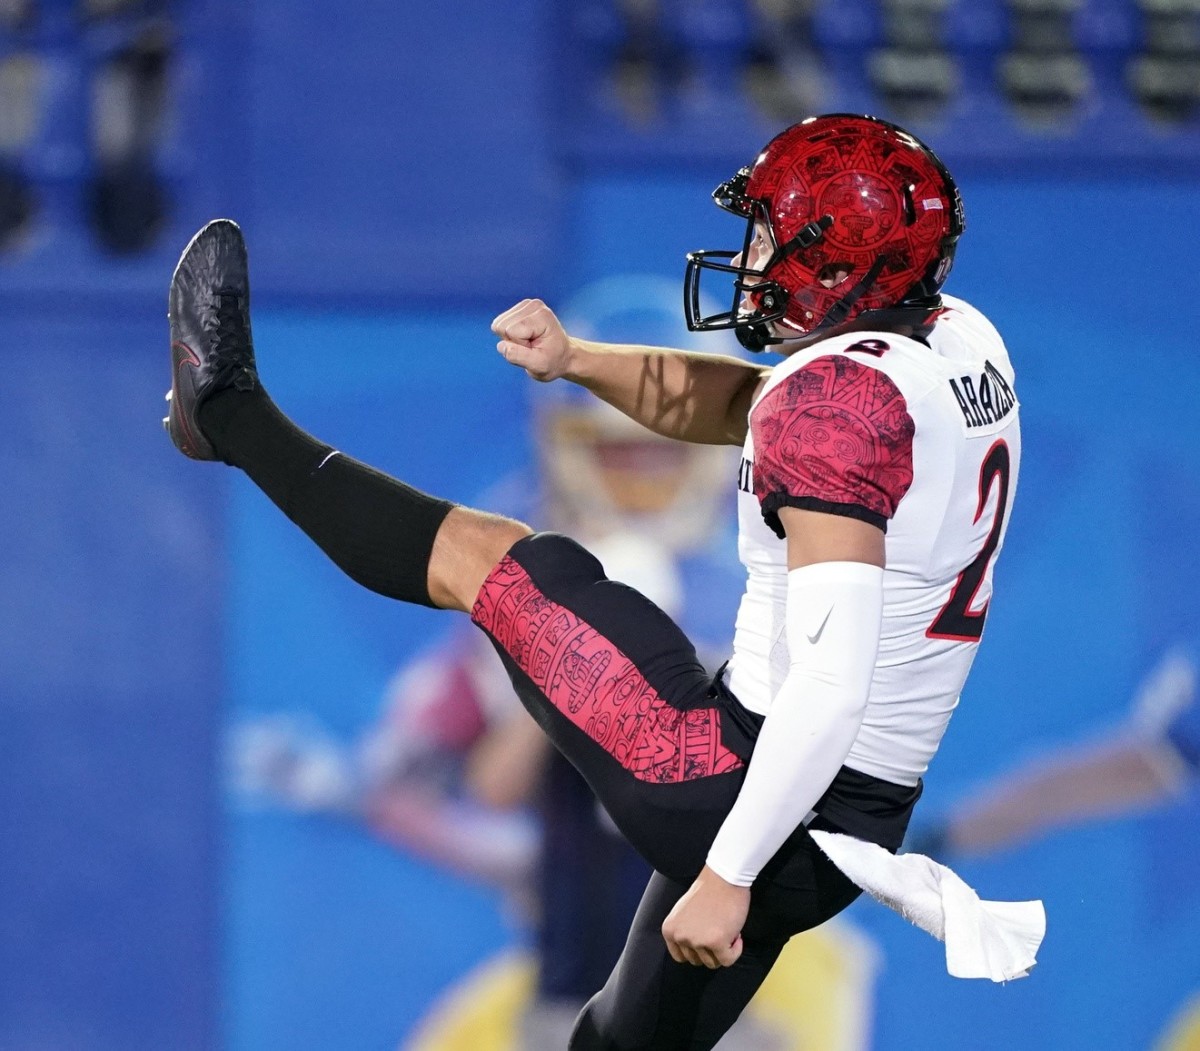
[822,172,900,248]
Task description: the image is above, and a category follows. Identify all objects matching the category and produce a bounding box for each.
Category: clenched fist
[491,298,574,382]
[661,865,749,969]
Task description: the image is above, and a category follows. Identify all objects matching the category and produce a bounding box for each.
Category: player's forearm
[464,714,551,810]
[945,737,1183,855]
[564,337,768,446]
[367,793,537,887]
[705,562,883,885]
[707,672,866,886]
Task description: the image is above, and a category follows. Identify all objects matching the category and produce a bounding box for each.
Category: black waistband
[709,665,922,852]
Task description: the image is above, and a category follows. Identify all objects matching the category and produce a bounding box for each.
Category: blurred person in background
[166,113,1041,1049]
[910,647,1198,859]
[907,645,1200,1051]
[0,3,38,248]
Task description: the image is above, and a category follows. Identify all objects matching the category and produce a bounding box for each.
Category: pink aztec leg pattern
[471,556,745,784]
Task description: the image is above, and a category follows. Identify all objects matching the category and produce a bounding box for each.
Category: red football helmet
[684,114,965,350]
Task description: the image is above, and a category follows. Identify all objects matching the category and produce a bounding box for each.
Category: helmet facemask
[684,168,811,351]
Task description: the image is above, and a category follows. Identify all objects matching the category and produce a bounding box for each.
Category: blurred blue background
[2,0,1199,1048]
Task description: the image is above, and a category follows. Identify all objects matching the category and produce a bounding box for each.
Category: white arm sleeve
[705,560,884,887]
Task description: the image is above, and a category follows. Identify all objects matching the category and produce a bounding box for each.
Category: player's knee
[568,992,649,1051]
[567,996,610,1050]
[427,506,532,611]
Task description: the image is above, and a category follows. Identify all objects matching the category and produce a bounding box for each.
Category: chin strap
[736,322,775,352]
[773,214,833,263]
[818,256,888,332]
[736,278,944,352]
[735,255,885,350]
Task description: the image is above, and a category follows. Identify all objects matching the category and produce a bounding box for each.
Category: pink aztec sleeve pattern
[751,354,915,538]
[471,556,746,783]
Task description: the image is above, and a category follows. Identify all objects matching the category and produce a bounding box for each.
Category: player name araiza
[949,360,1016,430]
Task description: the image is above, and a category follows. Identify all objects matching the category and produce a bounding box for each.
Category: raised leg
[164,218,530,614]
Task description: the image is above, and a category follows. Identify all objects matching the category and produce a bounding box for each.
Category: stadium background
[1,0,1198,1048]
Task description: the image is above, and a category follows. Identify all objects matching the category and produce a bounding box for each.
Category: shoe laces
[207,287,257,389]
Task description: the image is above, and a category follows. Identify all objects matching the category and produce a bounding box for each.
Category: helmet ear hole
[817,263,854,288]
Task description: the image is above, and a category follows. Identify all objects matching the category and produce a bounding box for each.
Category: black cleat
[164,218,259,460]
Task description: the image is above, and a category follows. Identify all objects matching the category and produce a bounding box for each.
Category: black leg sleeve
[198,387,453,607]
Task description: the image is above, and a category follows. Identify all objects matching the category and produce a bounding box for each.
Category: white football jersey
[726,295,1021,786]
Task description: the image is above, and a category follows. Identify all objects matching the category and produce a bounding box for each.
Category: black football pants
[471,532,865,1050]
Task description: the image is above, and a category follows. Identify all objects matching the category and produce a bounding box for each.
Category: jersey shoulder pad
[750,354,915,538]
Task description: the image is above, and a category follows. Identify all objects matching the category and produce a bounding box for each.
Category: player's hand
[491,298,574,382]
[661,865,750,969]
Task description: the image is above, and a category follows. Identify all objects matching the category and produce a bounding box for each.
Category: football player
[165,114,1023,1049]
[233,365,741,1048]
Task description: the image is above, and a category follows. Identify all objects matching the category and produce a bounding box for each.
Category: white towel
[809,830,1046,983]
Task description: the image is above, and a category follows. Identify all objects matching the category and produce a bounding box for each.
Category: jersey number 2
[927,440,1011,642]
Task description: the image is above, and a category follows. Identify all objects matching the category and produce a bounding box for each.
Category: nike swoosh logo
[806,606,834,646]
[173,340,200,368]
